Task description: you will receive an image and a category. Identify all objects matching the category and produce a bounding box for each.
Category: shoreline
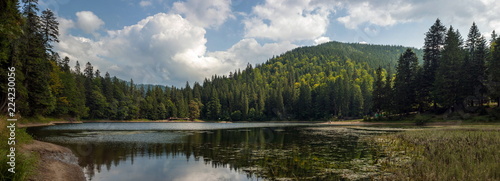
[18,119,482,128]
[20,140,86,181]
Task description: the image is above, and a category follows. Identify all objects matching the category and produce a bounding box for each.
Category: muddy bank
[20,140,85,181]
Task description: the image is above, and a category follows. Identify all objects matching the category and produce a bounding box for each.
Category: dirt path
[20,140,85,181]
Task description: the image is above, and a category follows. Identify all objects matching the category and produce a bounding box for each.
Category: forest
[1,0,499,121]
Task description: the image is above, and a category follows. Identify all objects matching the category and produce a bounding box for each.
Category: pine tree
[20,0,57,116]
[372,66,384,114]
[421,19,446,111]
[394,49,419,114]
[40,9,59,51]
[491,30,497,44]
[488,38,500,106]
[433,26,465,109]
[0,0,24,113]
[463,23,487,102]
[382,66,393,113]
[297,83,312,119]
[207,93,221,120]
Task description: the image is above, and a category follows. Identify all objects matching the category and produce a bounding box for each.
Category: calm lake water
[27,122,399,181]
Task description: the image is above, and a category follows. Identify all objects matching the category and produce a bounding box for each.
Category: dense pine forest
[1,0,500,121]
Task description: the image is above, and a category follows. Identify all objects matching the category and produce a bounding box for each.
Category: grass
[0,116,38,181]
[369,126,500,180]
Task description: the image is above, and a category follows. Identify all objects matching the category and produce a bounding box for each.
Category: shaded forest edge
[2,1,500,123]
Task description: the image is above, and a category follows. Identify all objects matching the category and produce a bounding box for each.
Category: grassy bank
[370,126,500,180]
[0,116,38,181]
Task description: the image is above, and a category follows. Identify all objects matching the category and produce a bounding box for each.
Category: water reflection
[27,124,391,180]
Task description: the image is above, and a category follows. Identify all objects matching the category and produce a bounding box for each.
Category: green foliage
[188,99,202,120]
[393,49,419,114]
[420,19,447,110]
[433,27,465,109]
[488,38,500,105]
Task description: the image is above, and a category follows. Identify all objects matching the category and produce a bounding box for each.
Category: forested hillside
[2,0,499,122]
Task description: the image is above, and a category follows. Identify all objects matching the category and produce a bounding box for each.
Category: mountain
[197,41,422,121]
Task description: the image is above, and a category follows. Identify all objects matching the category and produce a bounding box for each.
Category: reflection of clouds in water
[89,154,256,181]
[170,156,253,181]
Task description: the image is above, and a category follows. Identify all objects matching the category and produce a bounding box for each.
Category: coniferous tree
[40,9,59,51]
[21,0,57,116]
[488,38,500,106]
[421,19,446,111]
[297,83,312,119]
[433,26,465,110]
[463,23,487,102]
[393,49,419,114]
[382,66,393,114]
[0,0,24,113]
[372,66,384,114]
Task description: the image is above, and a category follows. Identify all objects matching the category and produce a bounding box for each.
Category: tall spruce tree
[0,0,24,113]
[463,23,487,102]
[382,65,393,113]
[488,38,500,106]
[433,26,465,110]
[40,9,59,51]
[393,49,419,114]
[21,0,56,116]
[421,19,446,111]
[372,66,384,114]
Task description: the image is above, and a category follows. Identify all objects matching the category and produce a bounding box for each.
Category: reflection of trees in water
[58,127,378,180]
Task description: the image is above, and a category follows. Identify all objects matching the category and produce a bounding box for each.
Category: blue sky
[38,0,500,87]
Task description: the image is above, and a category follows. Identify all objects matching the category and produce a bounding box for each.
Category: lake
[27,122,399,181]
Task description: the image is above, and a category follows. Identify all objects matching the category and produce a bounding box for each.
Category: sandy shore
[20,140,86,181]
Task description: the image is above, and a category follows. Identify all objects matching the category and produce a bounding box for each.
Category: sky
[38,0,500,87]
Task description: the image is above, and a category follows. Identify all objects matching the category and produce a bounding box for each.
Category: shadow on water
[27,123,402,181]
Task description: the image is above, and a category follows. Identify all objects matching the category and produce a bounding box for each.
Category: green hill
[197,41,422,120]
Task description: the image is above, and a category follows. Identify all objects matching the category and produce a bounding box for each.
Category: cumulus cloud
[243,0,334,42]
[75,11,104,35]
[172,0,234,28]
[56,13,295,86]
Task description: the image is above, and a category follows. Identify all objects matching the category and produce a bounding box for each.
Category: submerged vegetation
[370,126,500,180]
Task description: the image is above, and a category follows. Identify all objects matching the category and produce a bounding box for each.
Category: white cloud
[314,36,331,45]
[75,11,104,35]
[209,39,297,68]
[58,17,74,35]
[172,0,233,28]
[139,1,152,7]
[336,0,500,32]
[243,0,334,42]
[56,13,296,86]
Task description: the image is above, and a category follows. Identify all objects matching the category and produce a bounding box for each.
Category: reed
[371,127,500,180]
